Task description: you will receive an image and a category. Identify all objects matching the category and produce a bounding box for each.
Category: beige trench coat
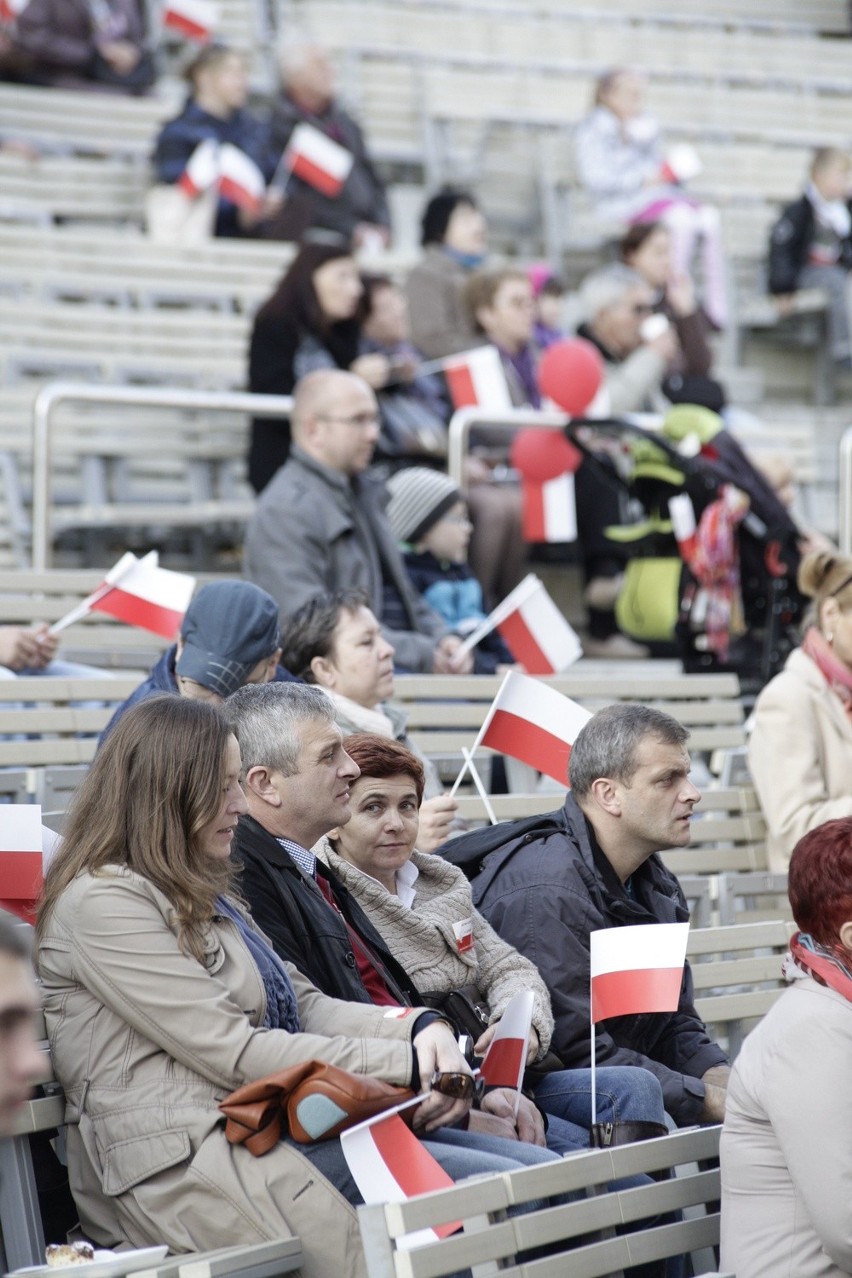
[37,867,419,1277]
[747,647,852,872]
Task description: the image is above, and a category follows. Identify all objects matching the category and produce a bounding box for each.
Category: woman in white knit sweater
[316,732,668,1146]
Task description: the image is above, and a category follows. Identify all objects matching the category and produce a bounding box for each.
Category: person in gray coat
[243,369,473,675]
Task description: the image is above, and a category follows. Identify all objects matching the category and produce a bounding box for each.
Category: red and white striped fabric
[453,574,582,675]
[88,552,196,640]
[669,493,698,560]
[479,989,534,1090]
[0,805,44,923]
[284,122,354,197]
[522,471,577,543]
[218,143,265,214]
[590,923,689,1023]
[442,346,513,412]
[341,1101,460,1246]
[0,0,29,22]
[178,138,220,198]
[162,0,217,42]
[476,670,592,785]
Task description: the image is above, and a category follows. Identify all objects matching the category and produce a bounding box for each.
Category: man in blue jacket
[442,703,730,1126]
[99,579,297,742]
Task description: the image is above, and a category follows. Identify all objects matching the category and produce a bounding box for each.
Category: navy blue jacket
[402,549,515,675]
[441,792,728,1124]
[153,100,275,237]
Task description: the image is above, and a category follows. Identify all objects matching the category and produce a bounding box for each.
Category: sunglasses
[430,1071,485,1103]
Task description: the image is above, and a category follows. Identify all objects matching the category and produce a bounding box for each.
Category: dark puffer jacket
[441,792,728,1124]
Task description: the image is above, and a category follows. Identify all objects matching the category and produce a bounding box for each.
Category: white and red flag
[0,805,43,923]
[661,143,702,185]
[284,122,354,198]
[522,471,577,543]
[0,0,30,22]
[442,346,513,413]
[178,137,220,199]
[479,989,534,1092]
[590,922,689,1023]
[454,574,582,675]
[162,0,217,42]
[51,552,195,641]
[669,493,698,561]
[218,143,265,214]
[475,669,591,785]
[341,1098,460,1246]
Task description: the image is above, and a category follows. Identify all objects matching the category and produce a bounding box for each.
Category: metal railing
[840,425,852,556]
[31,382,294,571]
[447,405,570,486]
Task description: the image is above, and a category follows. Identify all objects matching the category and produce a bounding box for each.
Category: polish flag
[218,143,265,214]
[523,471,577,543]
[590,922,689,1023]
[0,0,30,21]
[475,669,592,785]
[341,1099,460,1246]
[669,493,698,560]
[479,989,534,1090]
[456,573,582,675]
[660,143,702,185]
[178,138,220,199]
[0,805,44,924]
[284,123,354,198]
[162,0,217,42]
[74,552,195,640]
[443,346,513,413]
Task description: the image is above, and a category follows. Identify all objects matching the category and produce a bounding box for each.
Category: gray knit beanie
[386,468,462,545]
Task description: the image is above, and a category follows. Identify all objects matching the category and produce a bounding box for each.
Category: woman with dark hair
[318,732,669,1151]
[620,220,725,412]
[36,697,559,1272]
[404,188,487,360]
[748,550,852,872]
[153,44,277,238]
[247,240,392,491]
[721,815,852,1276]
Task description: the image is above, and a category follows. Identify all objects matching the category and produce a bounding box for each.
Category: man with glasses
[245,369,472,674]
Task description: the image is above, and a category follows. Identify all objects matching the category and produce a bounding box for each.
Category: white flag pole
[448,669,514,796]
[461,748,498,825]
[590,979,597,1127]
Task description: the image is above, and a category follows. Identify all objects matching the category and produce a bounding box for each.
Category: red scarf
[787,931,852,1004]
[802,626,852,722]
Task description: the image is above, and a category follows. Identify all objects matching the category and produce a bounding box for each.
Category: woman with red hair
[721,816,852,1276]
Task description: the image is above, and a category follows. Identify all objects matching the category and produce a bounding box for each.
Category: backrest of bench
[358,1125,722,1278]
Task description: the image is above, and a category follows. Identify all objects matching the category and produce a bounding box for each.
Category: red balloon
[538,338,604,416]
[510,428,582,483]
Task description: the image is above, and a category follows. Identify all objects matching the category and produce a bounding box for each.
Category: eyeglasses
[430,1071,484,1102]
[831,572,852,598]
[317,412,380,429]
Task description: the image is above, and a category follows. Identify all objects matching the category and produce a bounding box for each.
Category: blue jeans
[532,1066,666,1153]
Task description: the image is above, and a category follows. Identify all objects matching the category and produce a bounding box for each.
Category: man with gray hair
[576,262,678,414]
[244,369,471,675]
[0,909,42,1136]
[443,703,731,1126]
[266,33,390,245]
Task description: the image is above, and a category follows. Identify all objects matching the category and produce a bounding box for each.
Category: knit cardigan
[316,841,554,1056]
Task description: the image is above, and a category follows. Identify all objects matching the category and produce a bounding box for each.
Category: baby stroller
[564,407,805,696]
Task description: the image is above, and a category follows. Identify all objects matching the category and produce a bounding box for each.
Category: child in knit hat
[386,468,516,674]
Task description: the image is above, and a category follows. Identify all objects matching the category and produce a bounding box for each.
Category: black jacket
[768,193,852,295]
[233,814,421,1007]
[440,792,728,1125]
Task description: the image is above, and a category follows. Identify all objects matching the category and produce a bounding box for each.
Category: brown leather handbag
[220,1061,415,1154]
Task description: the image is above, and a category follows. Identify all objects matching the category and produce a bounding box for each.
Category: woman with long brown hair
[36,696,556,1274]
